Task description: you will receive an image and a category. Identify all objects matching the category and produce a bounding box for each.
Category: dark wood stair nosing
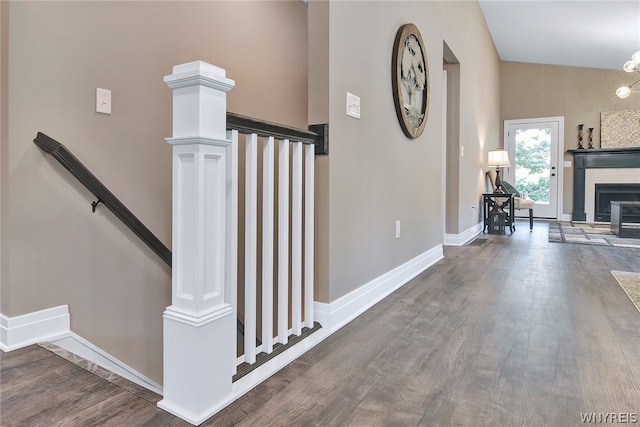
[233,322,322,382]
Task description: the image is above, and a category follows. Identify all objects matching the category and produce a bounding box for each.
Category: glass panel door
[505,119,560,219]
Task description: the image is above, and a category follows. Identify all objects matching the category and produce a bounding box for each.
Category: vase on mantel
[588,127,594,149]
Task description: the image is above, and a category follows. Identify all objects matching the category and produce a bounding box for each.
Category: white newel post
[158,61,236,425]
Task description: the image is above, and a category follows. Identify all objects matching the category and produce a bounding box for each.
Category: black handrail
[33,132,172,267]
[35,118,320,348]
[227,112,328,155]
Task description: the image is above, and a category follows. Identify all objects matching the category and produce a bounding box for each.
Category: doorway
[443,41,460,241]
[504,117,564,219]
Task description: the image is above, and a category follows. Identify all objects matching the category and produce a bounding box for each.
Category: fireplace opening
[595,183,640,222]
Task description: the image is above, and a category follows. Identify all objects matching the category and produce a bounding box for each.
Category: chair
[486,170,535,230]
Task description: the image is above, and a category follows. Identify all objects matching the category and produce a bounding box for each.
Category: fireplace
[569,147,640,222]
[594,183,640,222]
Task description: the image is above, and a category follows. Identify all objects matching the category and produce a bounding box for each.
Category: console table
[482,193,515,234]
[610,201,640,238]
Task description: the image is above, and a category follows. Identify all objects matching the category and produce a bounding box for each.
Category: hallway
[3,220,640,426]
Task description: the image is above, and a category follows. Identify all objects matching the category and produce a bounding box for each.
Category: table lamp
[487,149,511,192]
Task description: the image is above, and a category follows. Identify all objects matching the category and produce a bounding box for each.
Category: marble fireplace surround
[570,147,640,222]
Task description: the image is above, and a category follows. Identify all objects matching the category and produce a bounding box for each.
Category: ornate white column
[158,61,236,425]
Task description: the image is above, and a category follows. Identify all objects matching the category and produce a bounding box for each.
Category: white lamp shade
[616,86,631,98]
[487,149,511,168]
[632,50,640,63]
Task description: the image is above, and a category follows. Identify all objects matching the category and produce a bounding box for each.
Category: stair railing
[34,61,327,426]
[33,132,172,267]
[159,60,325,425]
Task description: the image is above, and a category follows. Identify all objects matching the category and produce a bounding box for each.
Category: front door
[504,117,564,219]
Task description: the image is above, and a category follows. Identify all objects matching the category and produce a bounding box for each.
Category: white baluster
[245,133,258,364]
[262,136,275,353]
[304,143,315,329]
[277,139,290,344]
[226,129,239,374]
[292,141,303,336]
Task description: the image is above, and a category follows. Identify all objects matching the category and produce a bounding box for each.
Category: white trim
[314,245,443,331]
[0,305,161,395]
[233,329,330,393]
[560,213,572,222]
[441,69,448,245]
[0,305,70,351]
[2,245,444,425]
[445,222,482,246]
[188,326,331,425]
[49,333,163,395]
[200,245,443,423]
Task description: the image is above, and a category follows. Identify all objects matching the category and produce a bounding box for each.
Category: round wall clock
[392,23,429,139]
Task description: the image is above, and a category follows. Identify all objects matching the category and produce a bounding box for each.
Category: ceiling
[477,0,640,71]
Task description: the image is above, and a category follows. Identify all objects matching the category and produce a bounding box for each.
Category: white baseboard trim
[204,327,332,426]
[49,333,163,395]
[5,259,446,422]
[0,305,70,352]
[314,245,444,332]
[4,246,445,425]
[444,222,482,246]
[0,305,160,395]
[204,245,444,425]
[559,213,572,222]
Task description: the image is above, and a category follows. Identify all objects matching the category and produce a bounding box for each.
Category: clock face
[392,24,429,139]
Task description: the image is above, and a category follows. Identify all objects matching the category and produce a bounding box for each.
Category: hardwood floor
[3,220,640,426]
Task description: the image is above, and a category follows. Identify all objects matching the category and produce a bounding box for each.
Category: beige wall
[0,1,7,313]
[308,0,330,302]
[2,0,308,384]
[501,62,640,215]
[440,1,502,232]
[325,1,500,300]
[3,0,504,383]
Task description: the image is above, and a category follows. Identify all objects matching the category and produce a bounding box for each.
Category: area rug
[548,222,640,248]
[612,271,640,313]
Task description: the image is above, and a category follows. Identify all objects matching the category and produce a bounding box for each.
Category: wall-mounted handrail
[33,132,172,267]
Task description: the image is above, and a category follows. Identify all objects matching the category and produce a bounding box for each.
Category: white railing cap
[164,60,235,92]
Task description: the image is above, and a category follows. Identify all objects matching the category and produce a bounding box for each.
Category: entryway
[504,117,564,219]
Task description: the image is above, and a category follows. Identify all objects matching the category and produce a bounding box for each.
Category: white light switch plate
[96,88,112,114]
[346,92,360,119]
[564,160,572,167]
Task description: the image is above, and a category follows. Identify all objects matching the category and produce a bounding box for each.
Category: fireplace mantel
[569,147,640,221]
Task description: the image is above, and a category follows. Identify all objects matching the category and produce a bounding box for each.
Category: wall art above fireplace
[601,108,640,148]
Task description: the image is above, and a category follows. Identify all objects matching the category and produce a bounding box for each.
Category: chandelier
[616,51,640,98]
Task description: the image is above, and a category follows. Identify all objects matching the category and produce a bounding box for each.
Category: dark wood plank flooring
[2,220,640,426]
